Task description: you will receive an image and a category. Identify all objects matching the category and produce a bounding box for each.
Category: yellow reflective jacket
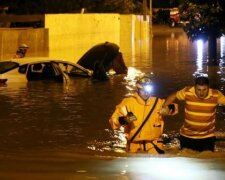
[109,93,165,142]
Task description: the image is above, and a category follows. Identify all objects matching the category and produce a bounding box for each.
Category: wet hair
[195,76,209,86]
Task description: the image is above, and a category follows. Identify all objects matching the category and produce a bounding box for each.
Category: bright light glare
[220,36,225,58]
[119,157,219,179]
[143,85,152,93]
[196,39,203,72]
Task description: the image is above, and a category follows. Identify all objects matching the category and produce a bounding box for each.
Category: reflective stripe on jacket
[109,93,165,142]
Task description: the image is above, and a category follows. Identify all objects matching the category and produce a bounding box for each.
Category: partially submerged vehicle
[77,42,128,81]
[0,42,128,84]
[0,57,93,84]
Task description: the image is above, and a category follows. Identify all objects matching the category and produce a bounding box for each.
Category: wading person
[13,43,29,58]
[163,75,225,152]
[109,76,178,154]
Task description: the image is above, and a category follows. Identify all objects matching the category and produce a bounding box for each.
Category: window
[58,62,89,77]
[18,64,28,74]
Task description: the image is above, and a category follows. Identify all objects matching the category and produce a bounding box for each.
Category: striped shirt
[176,86,225,138]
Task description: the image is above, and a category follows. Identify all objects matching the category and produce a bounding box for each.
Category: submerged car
[0,57,93,84]
[0,42,127,83]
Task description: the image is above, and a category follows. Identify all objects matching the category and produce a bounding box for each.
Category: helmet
[136,76,153,93]
[19,43,29,49]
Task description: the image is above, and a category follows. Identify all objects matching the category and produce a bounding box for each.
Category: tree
[179,0,225,63]
[0,0,140,14]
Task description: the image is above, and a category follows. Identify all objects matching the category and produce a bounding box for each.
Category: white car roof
[0,57,93,76]
[9,57,73,65]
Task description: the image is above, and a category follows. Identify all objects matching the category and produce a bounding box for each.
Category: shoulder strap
[129,98,158,142]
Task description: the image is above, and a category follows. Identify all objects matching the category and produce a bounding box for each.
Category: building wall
[45,13,150,62]
[0,28,48,59]
[45,13,121,61]
[0,14,150,62]
[120,15,150,66]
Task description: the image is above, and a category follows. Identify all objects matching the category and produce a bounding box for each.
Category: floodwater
[0,25,225,179]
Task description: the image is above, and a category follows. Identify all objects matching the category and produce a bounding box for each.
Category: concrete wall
[120,15,150,66]
[0,28,48,59]
[0,14,150,62]
[45,13,121,61]
[44,13,150,63]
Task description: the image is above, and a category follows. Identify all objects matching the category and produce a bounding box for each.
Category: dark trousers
[179,135,216,152]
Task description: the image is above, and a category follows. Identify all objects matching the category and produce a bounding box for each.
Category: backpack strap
[129,98,158,142]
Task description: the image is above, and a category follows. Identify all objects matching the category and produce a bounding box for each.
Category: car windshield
[0,61,19,74]
[57,62,90,77]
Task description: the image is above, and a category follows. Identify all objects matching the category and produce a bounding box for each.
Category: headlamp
[143,84,152,93]
[136,75,153,93]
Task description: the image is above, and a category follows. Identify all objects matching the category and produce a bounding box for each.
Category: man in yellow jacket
[109,76,178,154]
[163,75,225,152]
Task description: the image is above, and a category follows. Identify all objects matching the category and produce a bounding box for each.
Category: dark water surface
[0,26,225,179]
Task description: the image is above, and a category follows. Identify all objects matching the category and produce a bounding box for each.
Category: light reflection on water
[0,29,225,158]
[220,36,225,58]
[196,39,204,72]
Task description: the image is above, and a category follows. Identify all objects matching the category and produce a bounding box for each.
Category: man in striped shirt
[163,76,225,152]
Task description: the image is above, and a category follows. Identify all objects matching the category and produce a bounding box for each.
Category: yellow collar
[134,92,156,105]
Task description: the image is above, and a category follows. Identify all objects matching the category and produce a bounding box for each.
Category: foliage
[97,0,135,14]
[154,9,170,24]
[0,0,142,14]
[0,0,186,14]
[179,0,225,41]
[153,0,184,8]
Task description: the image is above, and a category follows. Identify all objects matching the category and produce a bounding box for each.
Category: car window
[26,63,44,81]
[58,63,89,77]
[18,64,28,74]
[0,61,19,74]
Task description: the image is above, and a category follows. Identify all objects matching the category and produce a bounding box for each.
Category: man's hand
[125,112,137,123]
[159,104,178,116]
[119,112,137,125]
